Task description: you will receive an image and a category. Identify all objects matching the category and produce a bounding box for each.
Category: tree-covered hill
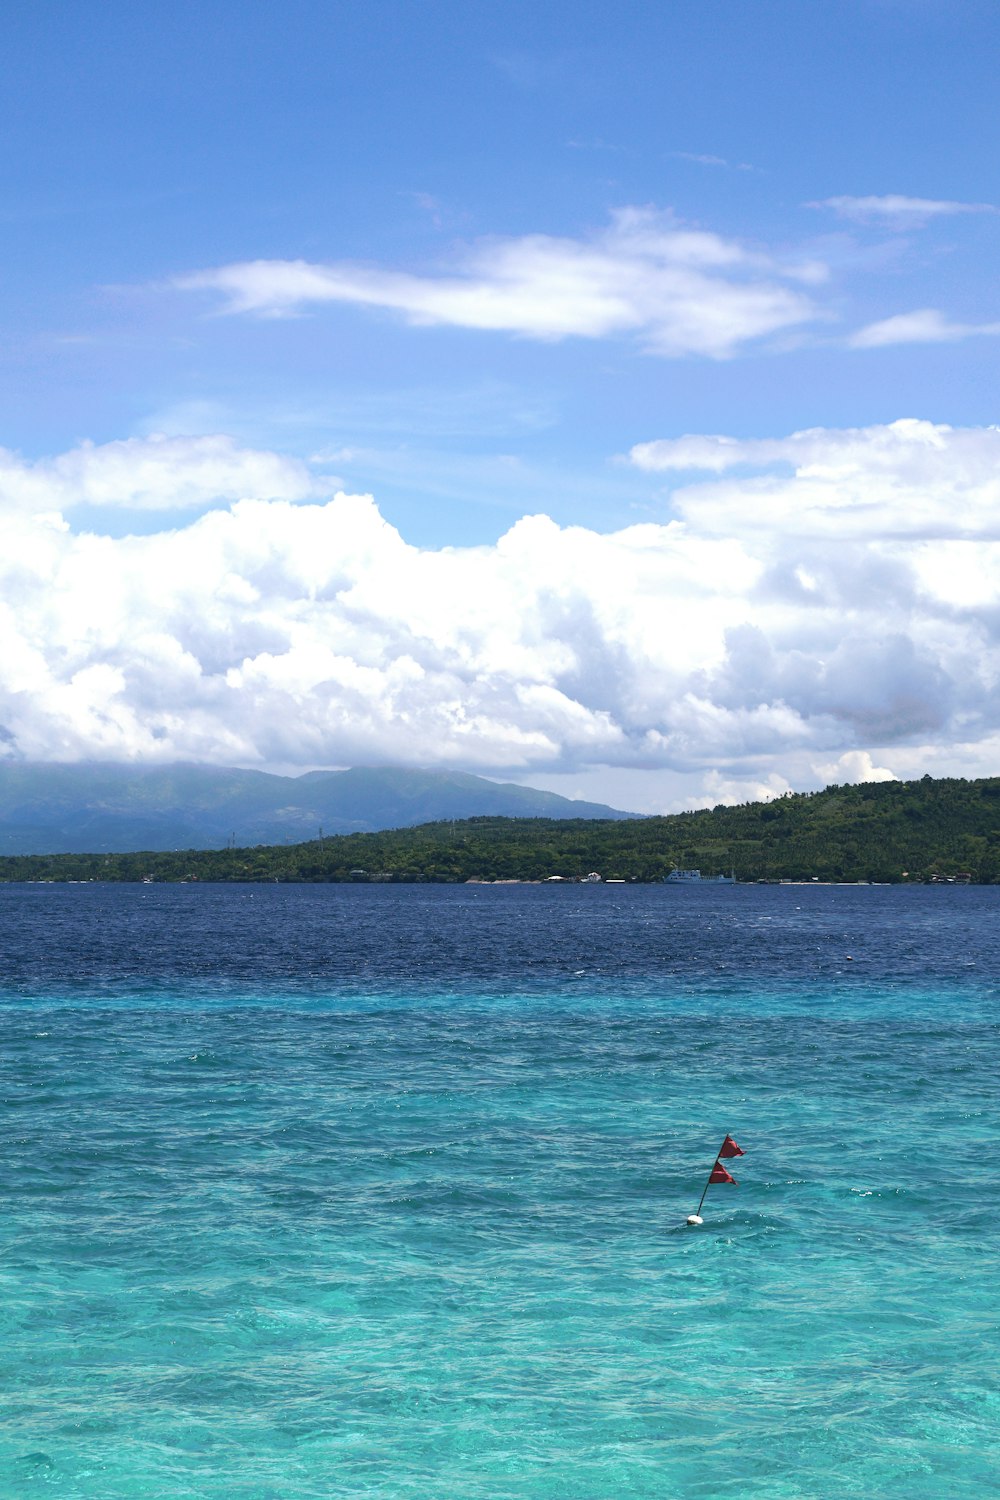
[3,773,1000,884]
[0,763,632,853]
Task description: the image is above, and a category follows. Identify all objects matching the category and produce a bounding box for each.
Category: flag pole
[690,1136,727,1221]
[687,1134,743,1226]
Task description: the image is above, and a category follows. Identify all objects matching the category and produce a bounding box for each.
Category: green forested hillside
[2,774,1000,884]
[0,763,630,853]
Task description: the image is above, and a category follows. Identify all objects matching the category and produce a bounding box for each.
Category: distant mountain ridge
[4,772,999,885]
[0,763,635,854]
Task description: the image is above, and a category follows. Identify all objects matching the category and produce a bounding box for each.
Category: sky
[3,0,1000,811]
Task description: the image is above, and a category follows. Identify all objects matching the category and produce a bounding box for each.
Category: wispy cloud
[808,194,997,228]
[670,151,728,168]
[669,151,756,172]
[401,190,445,228]
[849,308,1000,348]
[566,137,623,153]
[175,208,824,360]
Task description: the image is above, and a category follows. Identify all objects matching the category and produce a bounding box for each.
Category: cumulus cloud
[1,419,1000,789]
[814,750,898,785]
[175,207,824,359]
[0,434,319,513]
[693,752,896,811]
[849,308,1000,348]
[629,418,1000,539]
[808,194,997,227]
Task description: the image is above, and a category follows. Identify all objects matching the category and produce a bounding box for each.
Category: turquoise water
[1,884,998,1497]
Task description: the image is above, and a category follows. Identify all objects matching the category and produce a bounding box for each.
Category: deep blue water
[1,883,998,1497]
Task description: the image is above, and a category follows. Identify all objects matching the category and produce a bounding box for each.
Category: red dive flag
[689,1132,747,1222]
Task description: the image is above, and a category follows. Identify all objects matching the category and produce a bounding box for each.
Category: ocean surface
[1,881,998,1498]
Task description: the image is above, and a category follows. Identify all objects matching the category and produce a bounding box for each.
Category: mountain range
[5,772,997,885]
[0,763,634,854]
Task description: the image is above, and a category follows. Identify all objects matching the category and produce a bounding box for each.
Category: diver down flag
[688,1135,746,1223]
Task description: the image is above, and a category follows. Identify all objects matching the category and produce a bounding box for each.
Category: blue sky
[2,1,1000,808]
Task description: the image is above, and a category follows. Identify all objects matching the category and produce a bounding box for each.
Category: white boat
[663,869,736,884]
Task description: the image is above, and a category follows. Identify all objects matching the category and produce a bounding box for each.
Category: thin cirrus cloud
[809,193,997,227]
[2,419,1000,800]
[174,208,825,359]
[849,308,1000,348]
[668,151,756,172]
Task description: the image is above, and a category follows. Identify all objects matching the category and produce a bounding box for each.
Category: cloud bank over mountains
[2,418,999,806]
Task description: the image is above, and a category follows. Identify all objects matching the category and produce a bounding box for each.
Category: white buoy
[686,1214,704,1226]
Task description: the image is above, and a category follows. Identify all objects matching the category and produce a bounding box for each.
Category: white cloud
[849,308,1000,348]
[175,207,823,359]
[813,750,898,785]
[629,418,1000,539]
[809,194,997,227]
[1,421,999,790]
[679,752,895,812]
[669,151,757,172]
[671,151,729,168]
[0,434,319,513]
